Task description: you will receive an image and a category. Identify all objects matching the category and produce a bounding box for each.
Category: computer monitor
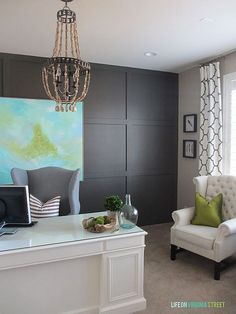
[0,185,31,225]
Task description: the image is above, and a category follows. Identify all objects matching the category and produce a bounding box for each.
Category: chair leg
[170,244,177,261]
[214,261,221,280]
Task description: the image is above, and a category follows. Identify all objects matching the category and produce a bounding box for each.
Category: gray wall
[178,67,200,208]
[178,51,236,209]
[221,51,236,75]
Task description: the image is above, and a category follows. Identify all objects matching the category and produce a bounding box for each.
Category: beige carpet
[136,223,236,314]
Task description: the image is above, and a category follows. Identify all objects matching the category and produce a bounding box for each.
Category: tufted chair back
[193,175,236,221]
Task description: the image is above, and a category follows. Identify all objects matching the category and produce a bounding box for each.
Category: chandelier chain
[70,23,75,58]
[59,21,63,56]
[65,19,68,57]
[73,22,81,58]
[53,21,60,57]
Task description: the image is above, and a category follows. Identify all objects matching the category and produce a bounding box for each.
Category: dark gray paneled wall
[0,53,178,225]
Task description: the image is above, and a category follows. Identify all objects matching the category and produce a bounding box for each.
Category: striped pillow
[30,194,61,218]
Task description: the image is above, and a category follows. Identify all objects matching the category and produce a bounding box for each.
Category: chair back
[194,175,236,220]
[11,167,80,215]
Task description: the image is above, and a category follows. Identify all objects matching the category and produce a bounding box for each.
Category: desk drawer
[104,235,145,251]
[0,240,103,270]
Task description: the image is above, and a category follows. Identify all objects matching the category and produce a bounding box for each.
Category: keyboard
[0,227,18,235]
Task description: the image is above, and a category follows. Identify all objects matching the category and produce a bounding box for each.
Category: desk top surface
[0,212,146,253]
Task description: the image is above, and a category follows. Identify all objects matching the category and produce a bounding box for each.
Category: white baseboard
[61,298,146,314]
[62,306,98,314]
[100,298,147,314]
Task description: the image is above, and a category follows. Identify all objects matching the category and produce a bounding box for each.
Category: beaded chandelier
[42,0,90,112]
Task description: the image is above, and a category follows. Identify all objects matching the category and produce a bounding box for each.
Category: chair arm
[217,218,236,237]
[68,169,80,215]
[172,207,195,227]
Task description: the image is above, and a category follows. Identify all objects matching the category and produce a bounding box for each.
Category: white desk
[0,212,147,314]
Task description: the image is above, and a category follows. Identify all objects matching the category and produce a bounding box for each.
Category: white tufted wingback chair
[171,175,236,280]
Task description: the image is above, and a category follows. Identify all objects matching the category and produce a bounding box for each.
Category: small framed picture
[183,114,197,132]
[183,140,197,158]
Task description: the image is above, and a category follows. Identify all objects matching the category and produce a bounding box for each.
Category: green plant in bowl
[96,216,105,225]
[82,215,114,233]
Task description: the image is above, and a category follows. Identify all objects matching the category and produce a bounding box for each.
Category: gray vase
[119,194,138,229]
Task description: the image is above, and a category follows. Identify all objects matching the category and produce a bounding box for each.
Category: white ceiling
[1,0,236,73]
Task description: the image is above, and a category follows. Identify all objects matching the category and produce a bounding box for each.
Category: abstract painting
[0,97,83,183]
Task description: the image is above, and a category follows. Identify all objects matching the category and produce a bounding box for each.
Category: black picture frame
[183,140,197,158]
[183,114,197,133]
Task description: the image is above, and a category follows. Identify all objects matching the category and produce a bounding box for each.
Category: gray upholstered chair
[11,167,80,215]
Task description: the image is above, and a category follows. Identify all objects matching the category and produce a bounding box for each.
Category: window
[223,72,236,174]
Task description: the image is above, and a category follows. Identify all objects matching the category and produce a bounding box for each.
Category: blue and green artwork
[0,97,83,183]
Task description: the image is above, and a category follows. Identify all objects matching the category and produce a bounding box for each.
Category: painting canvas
[0,97,83,183]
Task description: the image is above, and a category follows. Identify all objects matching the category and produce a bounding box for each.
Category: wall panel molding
[0,53,178,225]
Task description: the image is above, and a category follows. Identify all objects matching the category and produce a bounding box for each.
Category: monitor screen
[0,185,31,225]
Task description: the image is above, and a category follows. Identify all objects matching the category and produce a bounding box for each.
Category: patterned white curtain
[199,62,223,175]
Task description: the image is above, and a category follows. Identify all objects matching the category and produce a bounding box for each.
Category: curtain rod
[199,56,225,67]
[199,48,236,67]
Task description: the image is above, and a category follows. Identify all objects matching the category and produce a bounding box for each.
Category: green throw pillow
[191,192,223,227]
